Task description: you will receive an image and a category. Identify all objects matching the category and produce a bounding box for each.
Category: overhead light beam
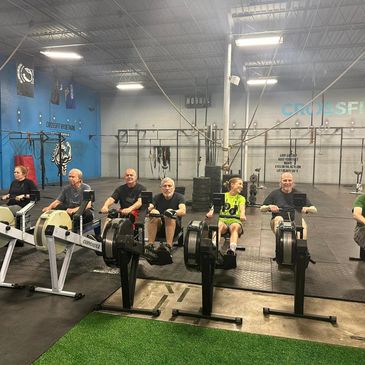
[247,78,278,86]
[235,35,282,47]
[116,83,144,90]
[40,51,83,59]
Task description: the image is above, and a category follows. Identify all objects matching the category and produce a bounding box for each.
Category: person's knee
[164,217,176,227]
[219,223,228,234]
[8,205,22,215]
[237,225,244,236]
[271,218,279,233]
[148,217,160,226]
[273,216,283,228]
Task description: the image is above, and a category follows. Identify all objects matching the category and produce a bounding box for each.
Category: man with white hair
[147,177,186,253]
[42,168,93,223]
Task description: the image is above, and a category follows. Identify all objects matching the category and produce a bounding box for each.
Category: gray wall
[101,88,365,185]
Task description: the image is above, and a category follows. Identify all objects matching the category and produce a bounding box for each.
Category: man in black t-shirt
[260,172,317,239]
[100,168,146,220]
[147,177,186,252]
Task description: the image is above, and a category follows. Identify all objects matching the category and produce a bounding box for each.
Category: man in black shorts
[147,177,186,252]
[100,168,146,220]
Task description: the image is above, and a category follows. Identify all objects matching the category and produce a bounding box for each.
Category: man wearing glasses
[147,177,186,253]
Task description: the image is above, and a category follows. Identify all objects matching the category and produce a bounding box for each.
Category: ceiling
[1,0,365,96]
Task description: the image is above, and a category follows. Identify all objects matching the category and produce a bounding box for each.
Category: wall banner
[16,58,34,97]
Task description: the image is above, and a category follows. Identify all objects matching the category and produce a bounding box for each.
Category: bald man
[100,168,146,219]
[260,172,317,239]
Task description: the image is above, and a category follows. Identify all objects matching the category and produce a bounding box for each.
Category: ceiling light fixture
[116,82,144,90]
[235,35,282,47]
[247,78,278,86]
[40,51,83,60]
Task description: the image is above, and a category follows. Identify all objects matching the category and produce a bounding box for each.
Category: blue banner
[65,83,76,109]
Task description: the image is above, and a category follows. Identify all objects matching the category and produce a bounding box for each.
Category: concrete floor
[102,278,365,349]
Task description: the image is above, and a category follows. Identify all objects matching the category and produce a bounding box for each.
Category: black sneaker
[145,244,155,254]
[152,243,173,265]
[158,243,172,254]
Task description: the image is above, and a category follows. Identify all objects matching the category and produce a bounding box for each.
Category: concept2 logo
[281,101,365,117]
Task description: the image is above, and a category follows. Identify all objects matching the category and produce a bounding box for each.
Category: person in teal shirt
[206,177,246,254]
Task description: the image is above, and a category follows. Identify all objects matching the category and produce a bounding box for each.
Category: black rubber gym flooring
[0,177,364,364]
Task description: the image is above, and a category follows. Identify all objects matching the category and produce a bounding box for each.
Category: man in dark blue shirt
[147,177,186,252]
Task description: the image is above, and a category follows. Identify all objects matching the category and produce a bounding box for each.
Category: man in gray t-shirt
[42,168,93,223]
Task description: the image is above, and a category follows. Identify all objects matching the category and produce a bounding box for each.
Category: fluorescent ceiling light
[235,35,282,47]
[40,51,83,59]
[116,83,144,90]
[247,78,278,86]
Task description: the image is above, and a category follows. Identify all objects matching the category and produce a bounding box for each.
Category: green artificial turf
[34,312,365,365]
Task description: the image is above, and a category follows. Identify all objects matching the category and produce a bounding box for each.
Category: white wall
[101,88,365,185]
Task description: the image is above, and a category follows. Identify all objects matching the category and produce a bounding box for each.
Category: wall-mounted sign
[46,121,75,131]
[281,100,365,117]
[16,59,34,97]
[275,153,302,173]
[185,95,211,108]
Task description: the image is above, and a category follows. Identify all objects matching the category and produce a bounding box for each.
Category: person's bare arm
[42,199,61,212]
[353,206,365,225]
[100,197,115,213]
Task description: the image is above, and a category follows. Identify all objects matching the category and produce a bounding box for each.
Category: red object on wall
[14,155,38,185]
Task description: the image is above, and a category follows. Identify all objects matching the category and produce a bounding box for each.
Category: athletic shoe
[157,243,172,254]
[226,248,235,255]
[144,244,155,254]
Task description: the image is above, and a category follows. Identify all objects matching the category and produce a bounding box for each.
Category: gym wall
[101,88,365,185]
[0,58,101,189]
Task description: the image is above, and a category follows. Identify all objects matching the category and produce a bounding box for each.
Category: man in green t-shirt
[353,194,365,248]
